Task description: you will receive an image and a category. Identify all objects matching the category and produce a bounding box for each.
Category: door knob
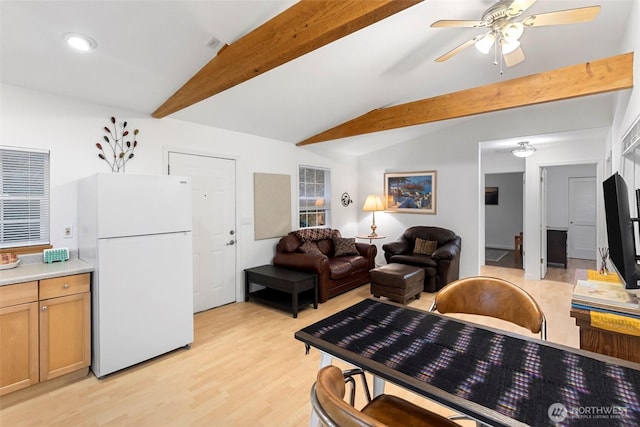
[226,240,236,246]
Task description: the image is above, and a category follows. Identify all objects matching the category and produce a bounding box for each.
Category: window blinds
[0,148,50,248]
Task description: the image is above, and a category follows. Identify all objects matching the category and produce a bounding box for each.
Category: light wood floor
[0,263,594,426]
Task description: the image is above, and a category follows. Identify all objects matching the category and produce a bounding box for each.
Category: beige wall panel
[254,173,291,240]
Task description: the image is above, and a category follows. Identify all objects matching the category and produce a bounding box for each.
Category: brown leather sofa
[382,226,461,293]
[273,228,376,303]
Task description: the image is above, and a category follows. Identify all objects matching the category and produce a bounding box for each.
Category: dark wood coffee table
[244,265,318,318]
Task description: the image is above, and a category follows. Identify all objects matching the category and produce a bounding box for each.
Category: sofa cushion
[317,239,333,255]
[344,255,369,270]
[299,241,323,255]
[413,238,437,255]
[333,237,359,257]
[295,228,335,242]
[279,234,301,253]
[390,254,438,268]
[328,259,352,280]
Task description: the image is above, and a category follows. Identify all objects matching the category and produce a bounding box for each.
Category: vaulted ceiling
[0,0,634,155]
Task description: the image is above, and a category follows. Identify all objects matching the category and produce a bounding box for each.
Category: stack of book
[571,279,640,318]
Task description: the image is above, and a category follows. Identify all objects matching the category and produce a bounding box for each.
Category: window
[299,166,330,228]
[0,147,50,249]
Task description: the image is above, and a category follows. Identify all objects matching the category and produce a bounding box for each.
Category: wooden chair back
[430,276,546,339]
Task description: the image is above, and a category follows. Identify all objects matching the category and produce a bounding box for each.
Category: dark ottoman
[370,263,424,304]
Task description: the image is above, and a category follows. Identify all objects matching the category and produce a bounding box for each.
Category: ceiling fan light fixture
[512,141,536,157]
[474,32,496,54]
[502,22,524,42]
[501,39,520,54]
[63,32,96,52]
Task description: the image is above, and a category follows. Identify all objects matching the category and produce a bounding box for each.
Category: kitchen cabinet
[0,273,90,396]
[39,274,91,382]
[0,281,39,396]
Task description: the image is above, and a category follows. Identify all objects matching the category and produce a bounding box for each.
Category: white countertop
[0,258,94,286]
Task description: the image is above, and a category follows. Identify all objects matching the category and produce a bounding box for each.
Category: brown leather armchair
[382,226,461,292]
[273,229,376,303]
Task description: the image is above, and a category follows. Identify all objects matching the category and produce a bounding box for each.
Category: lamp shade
[362,195,384,212]
[501,39,520,55]
[474,32,496,55]
[502,22,524,43]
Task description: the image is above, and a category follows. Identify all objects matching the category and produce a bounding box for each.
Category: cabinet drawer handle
[41,306,48,311]
[63,284,70,289]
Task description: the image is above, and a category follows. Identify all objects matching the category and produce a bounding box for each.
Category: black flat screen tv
[603,172,640,289]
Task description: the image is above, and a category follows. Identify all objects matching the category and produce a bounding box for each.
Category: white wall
[357,133,479,277]
[0,83,359,301]
[485,173,523,250]
[612,0,640,184]
[482,150,525,174]
[546,164,597,229]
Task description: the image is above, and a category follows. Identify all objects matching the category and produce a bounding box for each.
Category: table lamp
[362,195,384,237]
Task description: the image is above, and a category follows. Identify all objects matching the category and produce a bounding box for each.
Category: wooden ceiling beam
[297,52,634,146]
[152,0,422,118]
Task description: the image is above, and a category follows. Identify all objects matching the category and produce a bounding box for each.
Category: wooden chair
[428,276,546,426]
[429,276,546,340]
[310,365,459,427]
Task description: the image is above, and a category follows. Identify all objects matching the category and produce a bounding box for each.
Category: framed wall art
[485,186,499,205]
[384,171,437,214]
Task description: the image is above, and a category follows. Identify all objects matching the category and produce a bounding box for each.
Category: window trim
[298,165,331,229]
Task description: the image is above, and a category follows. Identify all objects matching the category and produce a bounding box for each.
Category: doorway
[168,151,237,313]
[484,172,524,269]
[539,165,597,280]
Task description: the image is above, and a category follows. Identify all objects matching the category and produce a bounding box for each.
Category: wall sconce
[362,195,384,237]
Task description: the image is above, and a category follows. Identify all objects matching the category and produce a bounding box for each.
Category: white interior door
[568,177,597,260]
[169,152,237,313]
[540,168,548,279]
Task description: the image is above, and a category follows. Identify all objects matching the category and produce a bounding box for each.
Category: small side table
[357,235,386,267]
[244,265,318,318]
[356,234,386,244]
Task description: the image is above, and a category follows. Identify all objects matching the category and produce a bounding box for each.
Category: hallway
[485,248,596,283]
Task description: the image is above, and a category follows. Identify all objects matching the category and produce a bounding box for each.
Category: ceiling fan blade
[435,37,480,62]
[431,19,487,28]
[523,6,601,27]
[507,0,537,16]
[503,46,525,67]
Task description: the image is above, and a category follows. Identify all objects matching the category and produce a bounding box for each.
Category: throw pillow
[299,241,324,256]
[295,228,334,242]
[333,237,359,257]
[414,238,438,255]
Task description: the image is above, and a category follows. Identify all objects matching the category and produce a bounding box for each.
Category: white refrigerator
[78,173,194,378]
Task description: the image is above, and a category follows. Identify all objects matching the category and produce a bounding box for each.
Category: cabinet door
[0,301,39,396]
[39,292,91,381]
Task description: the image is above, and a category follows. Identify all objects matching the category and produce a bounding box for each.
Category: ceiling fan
[431,0,600,69]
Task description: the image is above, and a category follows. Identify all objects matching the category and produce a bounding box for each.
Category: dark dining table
[295,298,640,427]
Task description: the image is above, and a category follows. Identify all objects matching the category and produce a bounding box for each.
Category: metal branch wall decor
[96,116,139,172]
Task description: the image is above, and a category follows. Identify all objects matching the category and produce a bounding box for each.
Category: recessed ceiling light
[63,33,97,52]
